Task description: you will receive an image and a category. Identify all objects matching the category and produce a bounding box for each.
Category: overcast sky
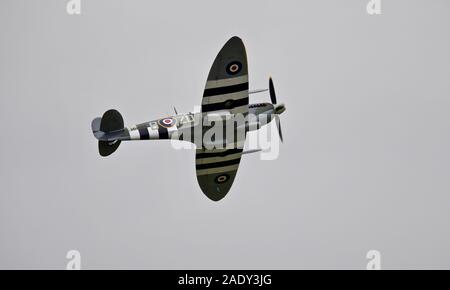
[1,0,450,269]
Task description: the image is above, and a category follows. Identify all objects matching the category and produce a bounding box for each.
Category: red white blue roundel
[226,61,242,75]
[158,117,176,128]
[215,174,230,184]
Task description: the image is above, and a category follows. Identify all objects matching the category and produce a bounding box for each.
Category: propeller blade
[269,77,277,104]
[275,115,283,143]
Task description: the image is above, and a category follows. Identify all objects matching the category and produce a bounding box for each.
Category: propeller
[269,77,283,142]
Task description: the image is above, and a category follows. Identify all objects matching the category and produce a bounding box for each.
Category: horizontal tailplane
[91,109,124,157]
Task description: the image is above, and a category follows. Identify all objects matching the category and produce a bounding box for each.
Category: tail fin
[91,109,124,157]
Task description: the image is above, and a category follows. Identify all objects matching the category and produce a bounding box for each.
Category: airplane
[91,36,286,201]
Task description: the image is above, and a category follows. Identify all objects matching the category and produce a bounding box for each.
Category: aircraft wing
[196,36,248,201]
[201,36,249,116]
[196,148,243,201]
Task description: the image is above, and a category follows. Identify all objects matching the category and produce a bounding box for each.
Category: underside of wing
[195,36,248,201]
[196,36,249,201]
[201,36,249,116]
[196,148,243,201]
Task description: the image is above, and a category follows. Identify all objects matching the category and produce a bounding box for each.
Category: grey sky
[1,0,450,269]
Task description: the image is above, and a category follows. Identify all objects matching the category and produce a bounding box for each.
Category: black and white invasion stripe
[202,75,249,114]
[195,148,243,176]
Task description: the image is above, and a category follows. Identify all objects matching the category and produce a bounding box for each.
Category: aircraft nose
[275,103,286,115]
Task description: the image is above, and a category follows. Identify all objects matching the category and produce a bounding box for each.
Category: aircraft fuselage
[97,102,285,148]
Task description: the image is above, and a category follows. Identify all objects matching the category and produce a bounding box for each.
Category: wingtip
[226,36,244,45]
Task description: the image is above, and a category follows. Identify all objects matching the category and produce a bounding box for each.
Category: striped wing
[201,36,249,116]
[196,36,248,201]
[196,148,243,201]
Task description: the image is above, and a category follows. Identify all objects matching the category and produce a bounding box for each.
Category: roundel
[158,117,176,128]
[215,174,230,184]
[226,61,242,75]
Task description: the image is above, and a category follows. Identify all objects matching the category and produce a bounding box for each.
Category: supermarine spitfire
[91,36,286,201]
